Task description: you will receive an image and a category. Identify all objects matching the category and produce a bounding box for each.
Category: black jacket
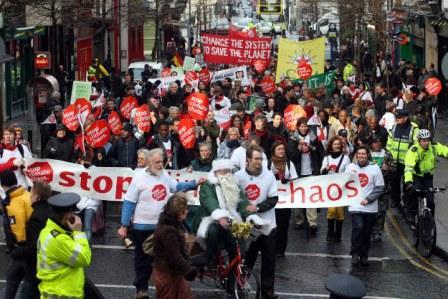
[162,90,184,108]
[287,131,324,176]
[43,137,74,162]
[108,137,141,168]
[13,201,51,280]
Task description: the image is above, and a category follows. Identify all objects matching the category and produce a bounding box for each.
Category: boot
[326,219,335,242]
[333,220,343,243]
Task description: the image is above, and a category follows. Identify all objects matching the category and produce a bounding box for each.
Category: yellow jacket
[3,187,32,243]
[37,219,92,298]
[404,142,448,183]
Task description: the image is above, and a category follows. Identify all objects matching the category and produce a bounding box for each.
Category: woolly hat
[0,170,17,187]
[212,159,233,172]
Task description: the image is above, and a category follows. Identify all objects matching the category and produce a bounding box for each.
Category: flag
[275,37,325,83]
[172,52,184,67]
[40,112,57,125]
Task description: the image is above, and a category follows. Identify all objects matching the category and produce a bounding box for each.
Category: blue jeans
[350,213,376,258]
[83,209,96,241]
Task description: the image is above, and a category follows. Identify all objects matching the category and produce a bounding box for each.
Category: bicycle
[191,224,261,299]
[414,187,446,258]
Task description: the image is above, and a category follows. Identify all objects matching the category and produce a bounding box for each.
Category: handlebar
[415,187,447,194]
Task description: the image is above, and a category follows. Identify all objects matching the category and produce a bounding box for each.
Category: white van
[127,61,163,81]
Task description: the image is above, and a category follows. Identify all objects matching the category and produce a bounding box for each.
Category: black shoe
[351,254,360,266]
[309,225,318,237]
[360,257,369,266]
[295,223,305,230]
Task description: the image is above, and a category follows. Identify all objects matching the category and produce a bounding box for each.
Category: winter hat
[56,124,66,132]
[212,159,234,172]
[365,109,377,118]
[122,123,134,133]
[0,170,18,187]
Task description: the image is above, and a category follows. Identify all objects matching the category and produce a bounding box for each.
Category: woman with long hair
[321,136,351,242]
[153,193,197,299]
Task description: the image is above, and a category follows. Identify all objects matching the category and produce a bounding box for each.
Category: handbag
[142,233,155,256]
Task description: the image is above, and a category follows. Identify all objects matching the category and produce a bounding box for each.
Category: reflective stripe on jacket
[386,122,419,164]
[404,142,448,183]
[37,219,91,298]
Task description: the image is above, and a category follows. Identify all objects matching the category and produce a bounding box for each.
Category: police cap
[395,109,409,117]
[48,193,80,212]
[325,273,366,299]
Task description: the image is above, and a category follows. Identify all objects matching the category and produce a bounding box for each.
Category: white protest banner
[149,75,185,90]
[211,66,250,86]
[25,159,363,208]
[70,81,92,104]
[183,56,196,71]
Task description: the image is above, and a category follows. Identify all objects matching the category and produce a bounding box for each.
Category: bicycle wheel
[234,267,261,299]
[417,210,437,258]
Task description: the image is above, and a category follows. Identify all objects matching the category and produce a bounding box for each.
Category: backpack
[0,144,24,159]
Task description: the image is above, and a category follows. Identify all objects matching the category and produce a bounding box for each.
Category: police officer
[325,273,366,299]
[386,109,419,207]
[37,193,92,299]
[404,129,448,223]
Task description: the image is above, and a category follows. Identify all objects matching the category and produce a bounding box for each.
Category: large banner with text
[201,33,271,66]
[24,158,363,208]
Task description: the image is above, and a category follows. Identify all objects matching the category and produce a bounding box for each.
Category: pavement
[433,113,448,257]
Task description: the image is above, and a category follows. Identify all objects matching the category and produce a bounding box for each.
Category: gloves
[13,158,25,168]
[185,267,198,281]
[405,182,414,192]
[280,178,289,184]
[215,104,222,110]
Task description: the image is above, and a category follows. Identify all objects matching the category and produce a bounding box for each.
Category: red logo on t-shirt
[152,184,167,201]
[245,184,261,201]
[358,173,369,187]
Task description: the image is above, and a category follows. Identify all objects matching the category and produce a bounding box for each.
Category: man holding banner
[117,148,203,299]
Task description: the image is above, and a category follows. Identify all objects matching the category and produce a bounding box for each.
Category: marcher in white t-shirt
[235,145,278,299]
[320,136,350,243]
[345,146,384,266]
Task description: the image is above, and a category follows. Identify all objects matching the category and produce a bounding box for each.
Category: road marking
[0,241,400,261]
[387,212,448,277]
[385,215,448,281]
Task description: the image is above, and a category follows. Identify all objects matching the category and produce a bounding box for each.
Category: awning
[0,37,14,64]
[5,26,46,41]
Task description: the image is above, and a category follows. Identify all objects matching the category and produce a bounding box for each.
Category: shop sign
[34,52,51,69]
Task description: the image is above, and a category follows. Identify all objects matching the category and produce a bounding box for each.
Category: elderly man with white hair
[118,148,204,299]
[192,159,254,266]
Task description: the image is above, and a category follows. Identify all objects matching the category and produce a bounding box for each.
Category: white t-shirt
[320,154,350,174]
[235,168,278,234]
[123,168,177,225]
[345,162,384,213]
[269,160,298,180]
[360,91,373,103]
[230,146,268,171]
[393,97,404,109]
[0,145,32,189]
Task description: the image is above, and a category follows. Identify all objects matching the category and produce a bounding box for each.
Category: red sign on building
[34,52,51,70]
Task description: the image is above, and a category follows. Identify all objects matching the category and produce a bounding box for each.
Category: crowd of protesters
[0,36,446,299]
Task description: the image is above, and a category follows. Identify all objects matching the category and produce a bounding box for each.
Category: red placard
[178,118,196,149]
[244,120,252,139]
[283,105,307,131]
[184,71,199,85]
[198,68,211,85]
[201,33,271,66]
[161,68,172,78]
[62,104,80,132]
[134,104,152,133]
[120,96,138,120]
[34,52,51,70]
[108,111,123,135]
[254,60,267,74]
[74,97,92,123]
[187,92,209,120]
[297,60,313,80]
[259,76,276,94]
[425,77,442,96]
[85,120,111,148]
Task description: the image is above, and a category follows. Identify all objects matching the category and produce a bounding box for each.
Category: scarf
[255,129,267,138]
[246,167,263,177]
[199,155,213,165]
[270,154,287,178]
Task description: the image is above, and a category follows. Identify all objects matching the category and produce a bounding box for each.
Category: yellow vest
[37,219,92,299]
